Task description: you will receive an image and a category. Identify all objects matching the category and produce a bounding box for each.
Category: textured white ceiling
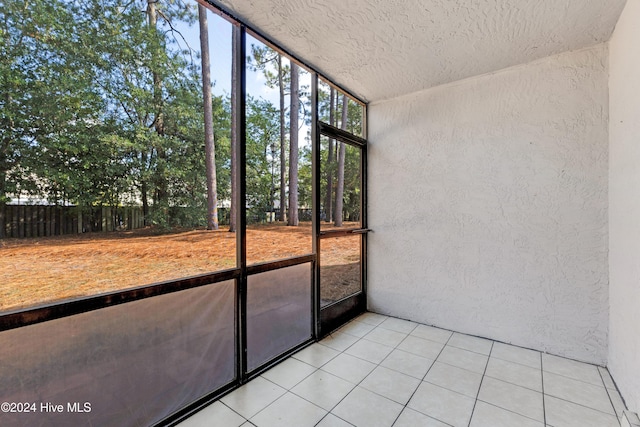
[210,0,627,103]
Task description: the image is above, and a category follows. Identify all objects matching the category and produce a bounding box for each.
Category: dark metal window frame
[315,118,369,337]
[0,1,368,425]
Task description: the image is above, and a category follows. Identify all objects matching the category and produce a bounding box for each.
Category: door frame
[313,110,369,337]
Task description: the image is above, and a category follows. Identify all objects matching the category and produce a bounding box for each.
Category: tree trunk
[277,54,287,222]
[334,95,348,227]
[141,151,149,225]
[229,25,239,232]
[0,92,11,239]
[0,170,5,239]
[198,4,219,230]
[288,62,299,226]
[325,88,335,222]
[148,1,162,136]
[147,0,168,222]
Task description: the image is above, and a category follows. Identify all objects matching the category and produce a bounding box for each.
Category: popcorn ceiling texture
[210,0,625,102]
[367,45,609,364]
[608,0,640,414]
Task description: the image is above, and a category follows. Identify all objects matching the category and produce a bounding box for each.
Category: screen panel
[320,235,361,307]
[319,135,362,229]
[0,281,235,427]
[244,35,313,265]
[246,263,312,371]
[318,78,364,138]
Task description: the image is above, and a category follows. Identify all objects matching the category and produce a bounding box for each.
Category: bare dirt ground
[0,222,360,312]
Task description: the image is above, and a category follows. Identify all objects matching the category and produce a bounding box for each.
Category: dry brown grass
[0,222,361,312]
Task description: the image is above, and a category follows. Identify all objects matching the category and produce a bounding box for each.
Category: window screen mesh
[0,280,235,427]
[246,263,312,371]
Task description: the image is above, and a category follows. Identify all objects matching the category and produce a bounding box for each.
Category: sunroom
[1,0,639,426]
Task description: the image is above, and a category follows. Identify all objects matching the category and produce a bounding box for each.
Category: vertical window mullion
[233,22,248,384]
[311,73,320,339]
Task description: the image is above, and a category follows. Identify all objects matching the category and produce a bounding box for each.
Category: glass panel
[318,78,364,137]
[297,67,314,224]
[320,235,361,307]
[0,281,235,426]
[245,35,312,264]
[247,263,312,371]
[319,135,362,229]
[318,79,335,127]
[0,1,235,313]
[347,98,365,138]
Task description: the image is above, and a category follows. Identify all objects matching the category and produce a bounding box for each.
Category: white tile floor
[178,312,627,427]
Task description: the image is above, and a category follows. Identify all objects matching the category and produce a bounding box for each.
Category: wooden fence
[0,205,319,239]
[0,205,145,239]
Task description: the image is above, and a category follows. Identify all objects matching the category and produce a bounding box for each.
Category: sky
[174,5,312,145]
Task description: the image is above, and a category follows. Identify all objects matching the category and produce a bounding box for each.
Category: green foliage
[298,145,313,209]
[248,45,291,91]
[317,84,363,223]
[0,0,354,232]
[246,96,279,222]
[0,0,233,230]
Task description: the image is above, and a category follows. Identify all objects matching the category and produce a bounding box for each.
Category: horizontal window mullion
[246,254,315,276]
[0,268,241,331]
[319,228,371,238]
[319,122,367,147]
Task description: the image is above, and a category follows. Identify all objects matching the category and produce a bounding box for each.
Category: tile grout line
[398,332,455,426]
[290,366,355,426]
[475,401,546,425]
[314,411,356,427]
[541,351,547,426]
[230,316,540,425]
[470,353,547,425]
[490,352,543,370]
[431,357,493,379]
[543,360,619,424]
[547,394,623,417]
[466,340,494,427]
[220,313,614,427]
[543,352,611,387]
[329,320,453,427]
[362,326,440,421]
[353,321,415,426]
[328,322,429,377]
[223,315,597,427]
[385,324,453,427]
[283,364,356,427]
[262,357,321,390]
[259,365,353,427]
[221,314,536,425]
[387,328,455,427]
[308,318,396,427]
[480,368,546,394]
[542,364,623,418]
[245,376,295,422]
[318,331,360,354]
[250,358,353,425]
[597,367,624,425]
[320,320,401,427]
[544,369,611,388]
[220,400,251,426]
[376,316,420,335]
[443,332,495,357]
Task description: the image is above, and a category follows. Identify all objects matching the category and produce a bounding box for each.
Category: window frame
[0,1,368,424]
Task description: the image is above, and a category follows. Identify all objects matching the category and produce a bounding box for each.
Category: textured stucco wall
[608,0,640,414]
[368,45,609,364]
